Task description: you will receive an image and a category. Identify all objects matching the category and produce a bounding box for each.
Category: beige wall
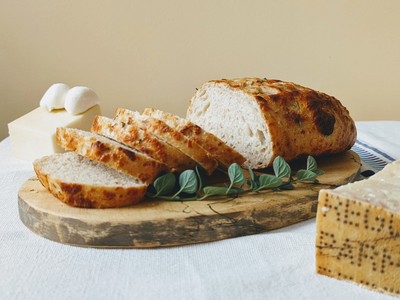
[1,0,400,141]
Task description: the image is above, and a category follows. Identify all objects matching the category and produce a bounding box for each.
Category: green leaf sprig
[146,156,324,201]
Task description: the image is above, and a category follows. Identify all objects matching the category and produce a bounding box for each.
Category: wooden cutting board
[18,151,361,248]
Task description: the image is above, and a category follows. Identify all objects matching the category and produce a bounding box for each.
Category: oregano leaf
[258,174,283,189]
[273,156,291,178]
[195,166,207,190]
[297,169,318,182]
[280,183,294,190]
[228,186,245,193]
[178,170,198,194]
[153,173,176,196]
[307,156,318,172]
[228,163,246,185]
[203,186,228,196]
[313,169,325,176]
[247,166,259,183]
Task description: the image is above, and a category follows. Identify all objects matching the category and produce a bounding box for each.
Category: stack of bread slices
[33,108,246,208]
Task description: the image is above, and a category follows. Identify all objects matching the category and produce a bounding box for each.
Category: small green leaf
[178,170,198,194]
[228,163,246,185]
[247,167,260,190]
[228,186,245,193]
[203,186,228,196]
[313,169,325,176]
[247,166,259,183]
[195,166,207,190]
[258,174,283,189]
[280,183,294,190]
[273,156,291,178]
[307,156,318,171]
[296,169,318,181]
[248,179,257,189]
[153,173,176,196]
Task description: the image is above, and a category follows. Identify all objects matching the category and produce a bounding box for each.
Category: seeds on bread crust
[91,115,197,173]
[114,108,218,176]
[56,127,170,184]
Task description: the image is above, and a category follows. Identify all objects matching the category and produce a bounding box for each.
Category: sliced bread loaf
[33,152,148,208]
[56,127,170,183]
[114,108,218,176]
[186,77,357,169]
[142,108,246,170]
[91,115,197,173]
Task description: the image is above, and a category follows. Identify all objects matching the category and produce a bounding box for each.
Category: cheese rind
[333,160,400,213]
[316,160,400,296]
[8,105,101,162]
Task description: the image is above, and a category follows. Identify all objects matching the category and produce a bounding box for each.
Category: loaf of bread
[142,108,246,170]
[91,115,197,173]
[316,160,400,296]
[114,108,218,176]
[186,78,357,169]
[56,127,170,183]
[33,152,148,208]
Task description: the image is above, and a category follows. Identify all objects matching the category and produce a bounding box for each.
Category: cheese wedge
[8,105,101,162]
[316,160,400,296]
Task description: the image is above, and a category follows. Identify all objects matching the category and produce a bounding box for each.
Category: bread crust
[316,189,400,296]
[56,127,169,183]
[114,108,218,176]
[91,115,197,173]
[142,108,246,170]
[33,154,147,208]
[187,78,357,168]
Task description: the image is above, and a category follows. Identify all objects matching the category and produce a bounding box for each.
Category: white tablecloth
[1,121,399,300]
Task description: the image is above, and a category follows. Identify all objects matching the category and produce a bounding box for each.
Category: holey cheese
[316,160,400,296]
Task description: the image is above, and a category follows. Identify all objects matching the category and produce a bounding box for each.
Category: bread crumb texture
[33,152,148,208]
[187,78,356,169]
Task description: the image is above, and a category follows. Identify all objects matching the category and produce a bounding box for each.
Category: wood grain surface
[18,151,361,248]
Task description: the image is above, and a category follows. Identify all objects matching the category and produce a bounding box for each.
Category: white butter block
[8,105,101,162]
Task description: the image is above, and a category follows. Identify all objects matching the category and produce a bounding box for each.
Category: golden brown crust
[114,108,218,176]
[33,163,147,208]
[316,190,400,296]
[56,127,169,184]
[188,78,357,168]
[142,108,246,170]
[91,115,197,173]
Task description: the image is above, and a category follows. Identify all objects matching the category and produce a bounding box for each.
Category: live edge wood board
[19,150,361,248]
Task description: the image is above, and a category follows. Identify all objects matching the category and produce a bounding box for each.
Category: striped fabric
[351,140,396,178]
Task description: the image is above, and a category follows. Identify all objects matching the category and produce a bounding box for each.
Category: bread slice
[33,152,148,208]
[91,115,197,173]
[316,160,400,296]
[142,108,246,170]
[56,127,169,184]
[186,78,357,169]
[114,108,218,176]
